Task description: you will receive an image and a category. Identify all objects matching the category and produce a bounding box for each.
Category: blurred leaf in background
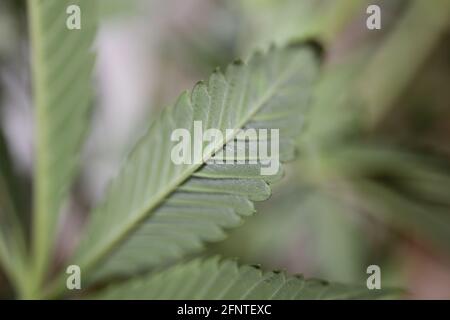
[209,0,450,298]
[0,0,449,299]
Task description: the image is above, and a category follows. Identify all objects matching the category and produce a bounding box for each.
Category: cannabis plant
[6,0,448,300]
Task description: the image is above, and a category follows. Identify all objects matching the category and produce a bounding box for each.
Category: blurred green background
[0,0,449,298]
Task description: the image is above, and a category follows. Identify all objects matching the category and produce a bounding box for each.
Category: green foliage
[94,257,396,300]
[2,0,449,300]
[74,45,320,283]
[27,0,98,294]
[5,0,356,298]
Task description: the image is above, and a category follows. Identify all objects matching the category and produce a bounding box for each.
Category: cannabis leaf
[28,0,98,290]
[94,257,396,299]
[71,44,320,285]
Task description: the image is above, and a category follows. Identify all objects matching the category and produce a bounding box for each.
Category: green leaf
[93,257,397,299]
[0,126,28,297]
[320,144,450,253]
[28,0,98,290]
[72,44,320,285]
[237,0,366,50]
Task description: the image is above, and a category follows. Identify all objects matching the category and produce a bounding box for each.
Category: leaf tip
[288,39,324,61]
